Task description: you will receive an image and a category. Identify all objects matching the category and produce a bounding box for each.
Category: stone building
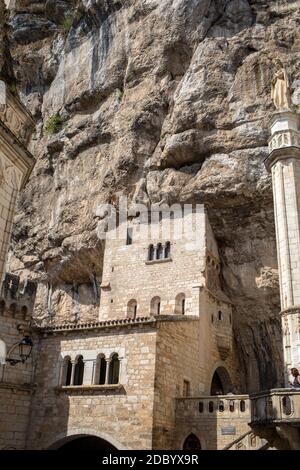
[0,0,300,450]
[1,122,300,448]
[0,273,36,450]
[0,80,35,282]
[0,80,35,449]
[20,207,242,450]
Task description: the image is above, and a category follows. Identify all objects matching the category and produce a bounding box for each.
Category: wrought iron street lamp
[6,335,33,366]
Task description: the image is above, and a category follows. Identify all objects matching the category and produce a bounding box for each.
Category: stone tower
[0,80,35,282]
[265,109,300,383]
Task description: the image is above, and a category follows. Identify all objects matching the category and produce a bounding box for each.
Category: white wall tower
[265,110,300,382]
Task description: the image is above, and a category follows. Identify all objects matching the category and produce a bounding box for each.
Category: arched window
[21,306,28,319]
[175,293,186,315]
[148,244,155,261]
[0,339,6,365]
[210,367,233,395]
[164,242,171,259]
[9,303,16,315]
[73,355,84,386]
[109,353,120,384]
[150,296,161,315]
[199,402,204,413]
[95,354,107,385]
[218,311,223,321]
[183,434,201,450]
[282,396,292,416]
[127,299,137,319]
[157,243,164,260]
[209,401,214,413]
[62,356,72,386]
[126,227,133,245]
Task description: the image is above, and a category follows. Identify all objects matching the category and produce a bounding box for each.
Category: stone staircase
[223,431,268,450]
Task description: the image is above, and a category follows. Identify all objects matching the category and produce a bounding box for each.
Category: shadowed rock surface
[5,0,300,392]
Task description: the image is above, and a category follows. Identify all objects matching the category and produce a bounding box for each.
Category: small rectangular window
[126,228,133,245]
[183,380,190,397]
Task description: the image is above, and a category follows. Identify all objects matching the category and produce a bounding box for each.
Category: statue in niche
[271,59,291,111]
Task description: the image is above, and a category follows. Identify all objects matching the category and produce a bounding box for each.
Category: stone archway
[210,366,233,395]
[56,435,117,451]
[46,428,127,450]
[183,433,201,450]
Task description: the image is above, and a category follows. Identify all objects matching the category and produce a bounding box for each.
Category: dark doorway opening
[183,433,201,450]
[210,367,233,395]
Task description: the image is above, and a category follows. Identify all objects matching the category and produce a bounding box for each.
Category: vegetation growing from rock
[59,14,73,35]
[45,114,65,135]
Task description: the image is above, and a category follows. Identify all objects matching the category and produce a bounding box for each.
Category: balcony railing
[176,395,250,419]
[250,388,300,425]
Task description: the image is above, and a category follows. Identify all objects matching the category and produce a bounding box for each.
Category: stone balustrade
[175,395,252,449]
[268,129,300,153]
[224,430,268,450]
[250,388,300,425]
[176,394,250,419]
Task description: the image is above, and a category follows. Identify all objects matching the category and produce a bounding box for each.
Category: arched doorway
[54,435,117,451]
[183,434,201,450]
[210,366,233,395]
[46,428,127,450]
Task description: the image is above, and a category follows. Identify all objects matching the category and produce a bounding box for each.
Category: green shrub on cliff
[59,15,73,35]
[45,114,65,135]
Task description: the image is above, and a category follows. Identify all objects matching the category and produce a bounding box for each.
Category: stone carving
[0,80,33,145]
[0,152,22,189]
[269,129,300,152]
[271,60,291,111]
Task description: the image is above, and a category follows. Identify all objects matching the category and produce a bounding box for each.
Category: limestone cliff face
[0,0,15,84]
[6,0,300,392]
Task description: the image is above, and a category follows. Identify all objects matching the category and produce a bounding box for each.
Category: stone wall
[0,288,35,450]
[174,396,251,450]
[26,321,157,450]
[99,209,221,321]
[152,316,236,449]
[0,385,33,449]
[25,313,236,450]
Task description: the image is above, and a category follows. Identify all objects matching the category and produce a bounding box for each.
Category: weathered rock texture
[6,0,300,392]
[0,0,15,84]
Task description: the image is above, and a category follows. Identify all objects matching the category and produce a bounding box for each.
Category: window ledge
[56,384,123,393]
[145,258,172,265]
